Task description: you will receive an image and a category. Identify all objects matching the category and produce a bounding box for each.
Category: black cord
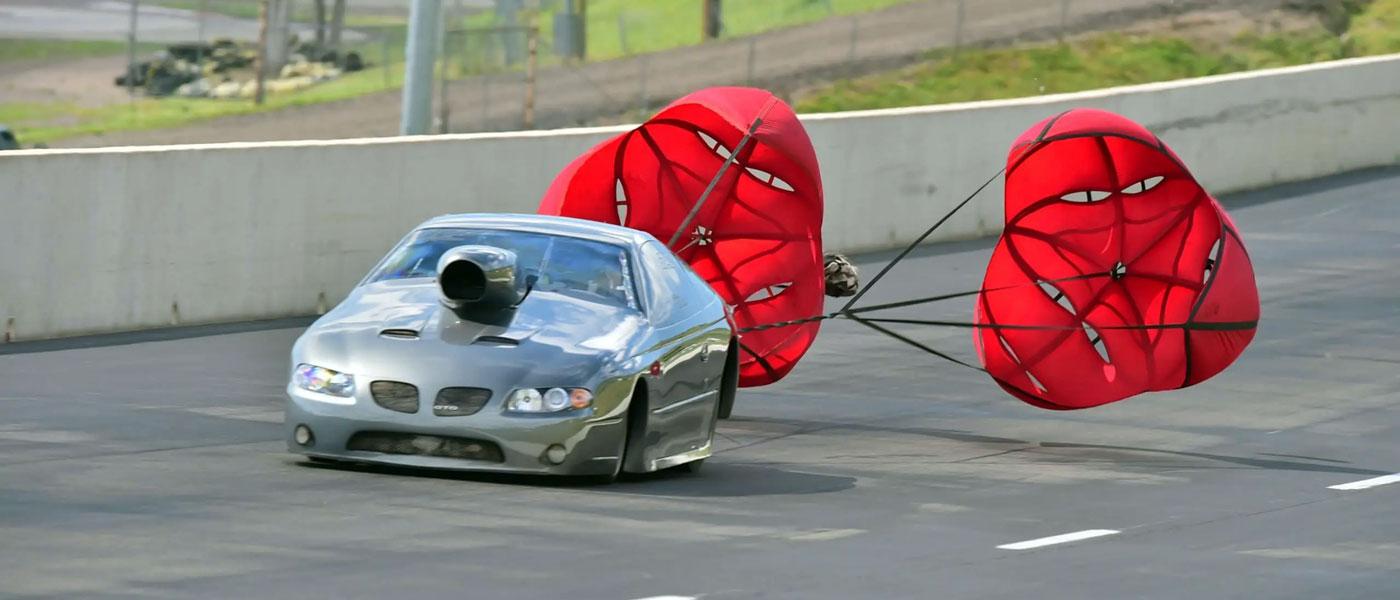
[847,315,988,373]
[736,272,1109,334]
[839,167,1006,313]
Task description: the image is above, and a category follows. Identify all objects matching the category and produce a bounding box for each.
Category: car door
[635,240,722,466]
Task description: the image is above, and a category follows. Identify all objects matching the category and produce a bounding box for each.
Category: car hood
[294,280,648,389]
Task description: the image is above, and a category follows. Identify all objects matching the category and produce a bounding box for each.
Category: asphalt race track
[2,168,1398,599]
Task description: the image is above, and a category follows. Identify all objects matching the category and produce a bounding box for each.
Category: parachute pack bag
[539,87,825,387]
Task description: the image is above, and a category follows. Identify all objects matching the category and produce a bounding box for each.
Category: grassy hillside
[1,1,918,145]
[795,0,1400,113]
[1350,0,1400,53]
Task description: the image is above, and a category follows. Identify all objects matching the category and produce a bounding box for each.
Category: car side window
[674,256,715,299]
[638,241,688,321]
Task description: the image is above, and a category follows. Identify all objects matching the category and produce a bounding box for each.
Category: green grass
[467,0,918,62]
[150,1,405,27]
[0,102,78,125]
[795,0,1400,114]
[1351,0,1400,54]
[4,64,405,145]
[152,0,264,21]
[0,38,162,63]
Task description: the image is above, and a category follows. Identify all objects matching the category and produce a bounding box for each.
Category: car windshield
[367,227,638,310]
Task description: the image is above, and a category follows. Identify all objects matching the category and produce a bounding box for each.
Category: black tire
[588,381,648,484]
[717,338,740,419]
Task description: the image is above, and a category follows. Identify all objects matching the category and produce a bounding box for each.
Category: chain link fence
[436,0,1212,133]
[28,0,1279,147]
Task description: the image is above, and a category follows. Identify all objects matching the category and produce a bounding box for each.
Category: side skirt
[648,439,712,472]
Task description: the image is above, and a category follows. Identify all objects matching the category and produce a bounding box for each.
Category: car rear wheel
[717,338,739,419]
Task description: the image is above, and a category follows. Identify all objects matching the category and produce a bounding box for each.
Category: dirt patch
[1114,6,1324,40]
[0,54,133,107]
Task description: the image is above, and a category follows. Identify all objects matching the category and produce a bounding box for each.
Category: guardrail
[3,54,1398,341]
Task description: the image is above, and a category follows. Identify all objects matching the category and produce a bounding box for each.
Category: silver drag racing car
[285,214,737,481]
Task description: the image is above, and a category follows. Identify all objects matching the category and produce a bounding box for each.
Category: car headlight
[506,387,593,413]
[294,363,356,398]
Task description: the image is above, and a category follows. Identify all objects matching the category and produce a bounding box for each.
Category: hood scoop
[379,328,421,340]
[472,335,519,347]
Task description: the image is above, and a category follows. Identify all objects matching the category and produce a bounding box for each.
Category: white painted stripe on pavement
[1328,473,1400,490]
[997,529,1120,550]
[630,596,696,600]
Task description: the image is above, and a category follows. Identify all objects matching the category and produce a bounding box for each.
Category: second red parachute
[973,109,1260,409]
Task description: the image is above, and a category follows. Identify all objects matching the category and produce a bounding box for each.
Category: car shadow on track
[718,416,1387,476]
[292,458,856,497]
[1036,442,1391,476]
[608,463,856,497]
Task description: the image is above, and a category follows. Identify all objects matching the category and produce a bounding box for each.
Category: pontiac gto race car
[285,214,738,481]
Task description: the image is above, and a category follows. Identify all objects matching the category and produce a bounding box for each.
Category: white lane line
[784,528,865,541]
[1328,473,1400,490]
[629,596,696,600]
[997,529,1120,550]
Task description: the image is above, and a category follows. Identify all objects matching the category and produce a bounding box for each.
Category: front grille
[346,431,504,463]
[433,387,492,417]
[370,381,419,414]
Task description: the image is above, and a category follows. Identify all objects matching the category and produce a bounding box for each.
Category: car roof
[417,213,656,248]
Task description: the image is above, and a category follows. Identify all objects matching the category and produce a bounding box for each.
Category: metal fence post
[953,0,965,57]
[1059,0,1072,42]
[638,54,649,115]
[255,0,269,104]
[126,0,140,98]
[438,31,452,133]
[617,12,629,55]
[522,26,537,129]
[480,74,491,131]
[196,0,208,70]
[381,29,391,88]
[847,16,858,64]
[746,37,757,85]
[402,0,443,135]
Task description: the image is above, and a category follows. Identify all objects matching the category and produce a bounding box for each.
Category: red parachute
[973,109,1259,409]
[539,87,824,387]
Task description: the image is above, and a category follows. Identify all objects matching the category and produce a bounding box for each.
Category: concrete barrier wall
[4,54,1399,341]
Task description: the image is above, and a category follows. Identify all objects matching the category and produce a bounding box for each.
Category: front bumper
[284,385,625,476]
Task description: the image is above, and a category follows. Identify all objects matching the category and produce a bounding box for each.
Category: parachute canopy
[539,87,825,387]
[974,109,1259,409]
